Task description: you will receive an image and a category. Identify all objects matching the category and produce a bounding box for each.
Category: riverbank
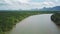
[9,14,59,34]
[0,11,59,34]
[0,11,51,34]
[51,13,60,26]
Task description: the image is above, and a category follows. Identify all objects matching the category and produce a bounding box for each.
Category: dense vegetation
[0,11,44,34]
[51,13,60,26]
[0,10,59,34]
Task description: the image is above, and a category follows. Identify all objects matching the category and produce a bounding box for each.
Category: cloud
[17,0,30,3]
[0,0,60,10]
[28,1,56,8]
[43,2,55,6]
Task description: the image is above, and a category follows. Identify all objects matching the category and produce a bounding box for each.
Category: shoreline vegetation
[51,13,60,26]
[0,11,60,34]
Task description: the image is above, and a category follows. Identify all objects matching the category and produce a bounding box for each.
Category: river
[9,14,60,34]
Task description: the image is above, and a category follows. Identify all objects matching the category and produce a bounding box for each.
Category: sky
[0,0,60,10]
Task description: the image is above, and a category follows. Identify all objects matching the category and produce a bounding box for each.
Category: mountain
[40,6,60,11]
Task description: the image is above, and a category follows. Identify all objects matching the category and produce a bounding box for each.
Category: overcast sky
[0,0,60,10]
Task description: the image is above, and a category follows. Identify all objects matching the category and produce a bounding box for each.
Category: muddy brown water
[9,14,60,34]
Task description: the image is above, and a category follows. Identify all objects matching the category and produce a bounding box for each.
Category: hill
[40,6,60,11]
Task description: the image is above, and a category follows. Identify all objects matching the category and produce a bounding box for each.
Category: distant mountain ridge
[40,6,60,11]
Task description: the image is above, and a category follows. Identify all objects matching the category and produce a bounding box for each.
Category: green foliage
[0,11,59,34]
[51,13,60,26]
[0,11,42,34]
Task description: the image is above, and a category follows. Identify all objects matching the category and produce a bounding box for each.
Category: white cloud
[43,2,55,6]
[0,0,60,10]
[28,1,56,9]
[16,0,30,3]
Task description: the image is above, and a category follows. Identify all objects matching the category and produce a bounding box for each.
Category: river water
[9,14,60,34]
